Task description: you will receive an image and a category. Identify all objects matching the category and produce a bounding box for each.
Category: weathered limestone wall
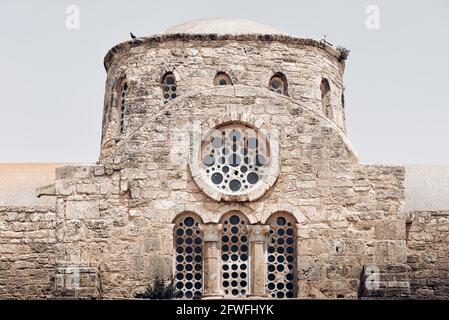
[407,211,449,299]
[52,165,406,299]
[0,206,56,299]
[296,164,406,298]
[101,36,346,158]
[53,164,175,298]
[50,84,407,299]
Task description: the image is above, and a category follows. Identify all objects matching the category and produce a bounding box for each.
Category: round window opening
[201,124,271,195]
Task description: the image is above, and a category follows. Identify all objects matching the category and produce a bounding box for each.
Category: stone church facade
[1,18,449,299]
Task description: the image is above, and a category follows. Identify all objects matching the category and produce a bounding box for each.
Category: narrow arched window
[267,213,297,298]
[213,72,233,86]
[174,214,203,299]
[220,212,249,298]
[119,80,129,134]
[269,73,288,95]
[320,78,332,119]
[161,72,177,104]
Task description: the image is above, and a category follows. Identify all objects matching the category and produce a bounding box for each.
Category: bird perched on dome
[320,35,333,46]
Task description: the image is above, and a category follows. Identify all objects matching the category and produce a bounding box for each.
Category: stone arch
[213,72,233,86]
[269,72,289,96]
[159,67,181,83]
[172,211,204,224]
[199,112,268,136]
[261,204,305,225]
[215,205,258,224]
[211,69,238,86]
[169,204,213,224]
[103,86,359,165]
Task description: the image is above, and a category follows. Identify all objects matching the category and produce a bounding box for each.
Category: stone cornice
[104,33,342,71]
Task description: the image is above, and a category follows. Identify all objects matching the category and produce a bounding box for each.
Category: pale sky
[0,0,448,165]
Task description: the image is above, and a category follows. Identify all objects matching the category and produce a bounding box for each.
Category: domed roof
[164,18,286,36]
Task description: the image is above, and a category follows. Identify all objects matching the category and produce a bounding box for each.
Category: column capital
[199,223,223,242]
[248,224,270,242]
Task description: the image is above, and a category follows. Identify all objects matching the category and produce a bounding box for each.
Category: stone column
[247,224,270,298]
[199,223,223,299]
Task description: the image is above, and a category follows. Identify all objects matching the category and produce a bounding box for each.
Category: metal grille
[220,213,249,298]
[269,75,286,95]
[267,214,297,298]
[174,215,203,298]
[119,81,128,134]
[202,125,269,195]
[213,72,233,86]
[162,73,177,104]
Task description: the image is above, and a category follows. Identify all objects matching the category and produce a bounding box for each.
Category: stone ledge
[104,34,342,71]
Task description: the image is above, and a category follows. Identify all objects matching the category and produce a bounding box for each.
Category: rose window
[201,124,270,195]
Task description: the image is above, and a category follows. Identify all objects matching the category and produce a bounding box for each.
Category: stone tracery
[198,123,273,199]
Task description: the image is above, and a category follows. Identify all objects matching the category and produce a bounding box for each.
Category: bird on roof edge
[320,35,333,47]
[130,32,137,39]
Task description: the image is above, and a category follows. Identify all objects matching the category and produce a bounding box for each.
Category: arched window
[173,214,203,299]
[320,78,332,119]
[220,212,249,298]
[213,72,233,86]
[161,72,177,104]
[269,73,288,96]
[267,213,297,298]
[119,80,129,134]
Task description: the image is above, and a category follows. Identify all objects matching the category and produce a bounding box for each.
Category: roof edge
[103,33,341,71]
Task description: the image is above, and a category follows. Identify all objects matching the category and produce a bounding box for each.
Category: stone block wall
[407,211,449,299]
[0,206,56,298]
[54,261,101,299]
[48,82,408,299]
[295,164,406,298]
[101,36,346,158]
[53,164,175,298]
[360,264,410,299]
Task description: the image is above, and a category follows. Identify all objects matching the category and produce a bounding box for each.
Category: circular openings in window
[269,74,287,96]
[267,214,296,299]
[213,72,233,86]
[162,73,177,105]
[201,125,269,195]
[120,81,129,134]
[221,214,248,298]
[174,215,203,298]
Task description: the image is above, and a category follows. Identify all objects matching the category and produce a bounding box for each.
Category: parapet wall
[0,206,56,299]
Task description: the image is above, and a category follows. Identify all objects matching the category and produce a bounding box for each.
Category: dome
[164,18,287,36]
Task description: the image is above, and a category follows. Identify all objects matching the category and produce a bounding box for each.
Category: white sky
[0,0,448,165]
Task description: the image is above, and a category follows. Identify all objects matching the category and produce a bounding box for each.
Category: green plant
[336,45,351,61]
[135,275,181,299]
